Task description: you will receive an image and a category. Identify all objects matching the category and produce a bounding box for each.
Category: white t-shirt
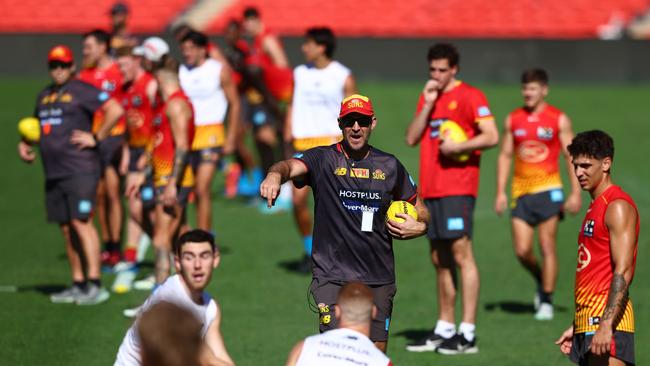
[296,328,392,366]
[179,59,228,126]
[114,275,218,366]
[291,61,351,139]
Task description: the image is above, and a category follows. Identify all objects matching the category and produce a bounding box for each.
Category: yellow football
[18,117,40,142]
[386,200,418,223]
[439,120,469,162]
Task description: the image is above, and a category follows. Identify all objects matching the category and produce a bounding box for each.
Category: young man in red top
[495,69,581,321]
[78,29,126,266]
[556,130,638,366]
[405,43,499,354]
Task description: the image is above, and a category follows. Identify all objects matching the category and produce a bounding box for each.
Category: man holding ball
[261,94,428,352]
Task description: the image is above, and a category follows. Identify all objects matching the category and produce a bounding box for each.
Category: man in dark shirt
[17,45,124,305]
[260,94,429,352]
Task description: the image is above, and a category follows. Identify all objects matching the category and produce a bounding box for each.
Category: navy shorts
[98,135,124,171]
[241,96,277,129]
[425,196,475,240]
[154,185,192,207]
[128,147,146,173]
[190,148,221,170]
[511,189,564,226]
[45,173,100,223]
[570,331,634,365]
[310,278,396,342]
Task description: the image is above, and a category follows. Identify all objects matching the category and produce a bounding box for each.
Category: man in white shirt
[285,282,393,366]
[114,229,234,366]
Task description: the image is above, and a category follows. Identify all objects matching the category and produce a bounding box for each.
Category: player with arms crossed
[405,43,499,354]
[114,229,234,366]
[286,26,357,271]
[556,130,639,366]
[261,94,429,352]
[286,282,393,366]
[495,68,581,320]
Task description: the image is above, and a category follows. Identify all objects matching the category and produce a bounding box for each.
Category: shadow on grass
[278,257,311,276]
[484,301,568,313]
[18,284,67,295]
[392,329,431,342]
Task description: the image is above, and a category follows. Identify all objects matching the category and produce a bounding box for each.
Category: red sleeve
[468,89,494,123]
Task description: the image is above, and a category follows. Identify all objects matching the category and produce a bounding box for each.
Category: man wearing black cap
[261,94,429,352]
[17,45,124,305]
[110,2,137,50]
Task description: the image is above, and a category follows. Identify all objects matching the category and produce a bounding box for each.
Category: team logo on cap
[50,47,67,58]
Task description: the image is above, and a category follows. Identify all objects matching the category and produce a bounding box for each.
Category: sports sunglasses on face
[338,115,373,128]
[48,61,73,70]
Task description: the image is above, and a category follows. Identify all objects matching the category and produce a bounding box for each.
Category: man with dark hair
[286,26,357,272]
[79,28,127,267]
[495,68,581,320]
[18,45,124,304]
[556,130,638,366]
[179,30,240,233]
[115,229,234,366]
[261,94,429,352]
[286,282,393,365]
[109,2,137,49]
[405,42,499,354]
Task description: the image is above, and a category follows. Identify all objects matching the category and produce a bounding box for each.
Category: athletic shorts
[511,189,564,226]
[45,173,100,223]
[98,135,124,171]
[570,331,634,365]
[309,278,396,342]
[241,96,277,129]
[425,196,475,240]
[139,176,156,210]
[190,148,221,170]
[154,185,192,207]
[128,147,146,173]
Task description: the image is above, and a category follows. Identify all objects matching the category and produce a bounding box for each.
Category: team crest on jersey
[334,167,347,176]
[537,127,553,140]
[350,168,369,179]
[448,100,457,110]
[576,243,591,272]
[517,140,549,163]
[583,219,595,237]
[132,95,142,107]
[372,169,386,180]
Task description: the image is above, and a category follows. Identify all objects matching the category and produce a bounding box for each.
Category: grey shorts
[511,189,564,226]
[98,135,124,171]
[425,196,475,240]
[309,278,396,342]
[45,173,99,223]
[570,331,634,365]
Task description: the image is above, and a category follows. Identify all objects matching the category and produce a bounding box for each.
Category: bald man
[286,282,393,366]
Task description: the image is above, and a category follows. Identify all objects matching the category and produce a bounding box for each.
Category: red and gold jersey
[121,72,155,148]
[249,28,293,102]
[509,104,564,200]
[574,185,639,333]
[78,62,125,135]
[416,81,494,198]
[152,91,195,188]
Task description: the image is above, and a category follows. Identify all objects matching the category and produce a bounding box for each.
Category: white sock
[459,322,476,342]
[434,320,456,338]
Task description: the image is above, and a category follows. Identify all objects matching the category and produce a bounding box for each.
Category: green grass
[0,77,648,365]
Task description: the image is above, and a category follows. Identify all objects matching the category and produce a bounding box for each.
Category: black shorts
[425,196,475,240]
[511,189,564,226]
[570,331,635,365]
[241,96,277,129]
[139,176,156,210]
[309,278,396,342]
[190,148,221,170]
[98,135,124,171]
[45,173,99,224]
[154,185,192,207]
[128,147,146,173]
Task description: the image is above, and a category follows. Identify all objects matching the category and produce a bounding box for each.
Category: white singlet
[291,61,350,146]
[114,275,218,366]
[296,328,392,366]
[179,58,228,126]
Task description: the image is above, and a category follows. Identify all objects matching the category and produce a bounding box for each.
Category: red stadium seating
[0,0,192,33]
[206,0,650,38]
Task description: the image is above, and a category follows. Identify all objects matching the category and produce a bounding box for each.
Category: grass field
[0,77,648,365]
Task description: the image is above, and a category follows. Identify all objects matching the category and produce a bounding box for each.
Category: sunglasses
[338,115,373,128]
[48,61,73,70]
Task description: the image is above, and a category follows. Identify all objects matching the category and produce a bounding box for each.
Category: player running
[179,30,240,232]
[127,57,195,287]
[405,43,499,354]
[114,229,234,366]
[495,68,581,320]
[261,94,429,352]
[78,29,126,266]
[555,130,639,366]
[18,45,124,304]
[286,27,357,272]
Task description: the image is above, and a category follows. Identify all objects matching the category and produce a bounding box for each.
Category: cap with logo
[339,94,374,118]
[133,37,170,62]
[48,45,74,63]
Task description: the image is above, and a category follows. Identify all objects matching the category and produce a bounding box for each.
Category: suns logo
[153,131,164,148]
[517,140,549,163]
[576,243,591,272]
[126,110,144,128]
